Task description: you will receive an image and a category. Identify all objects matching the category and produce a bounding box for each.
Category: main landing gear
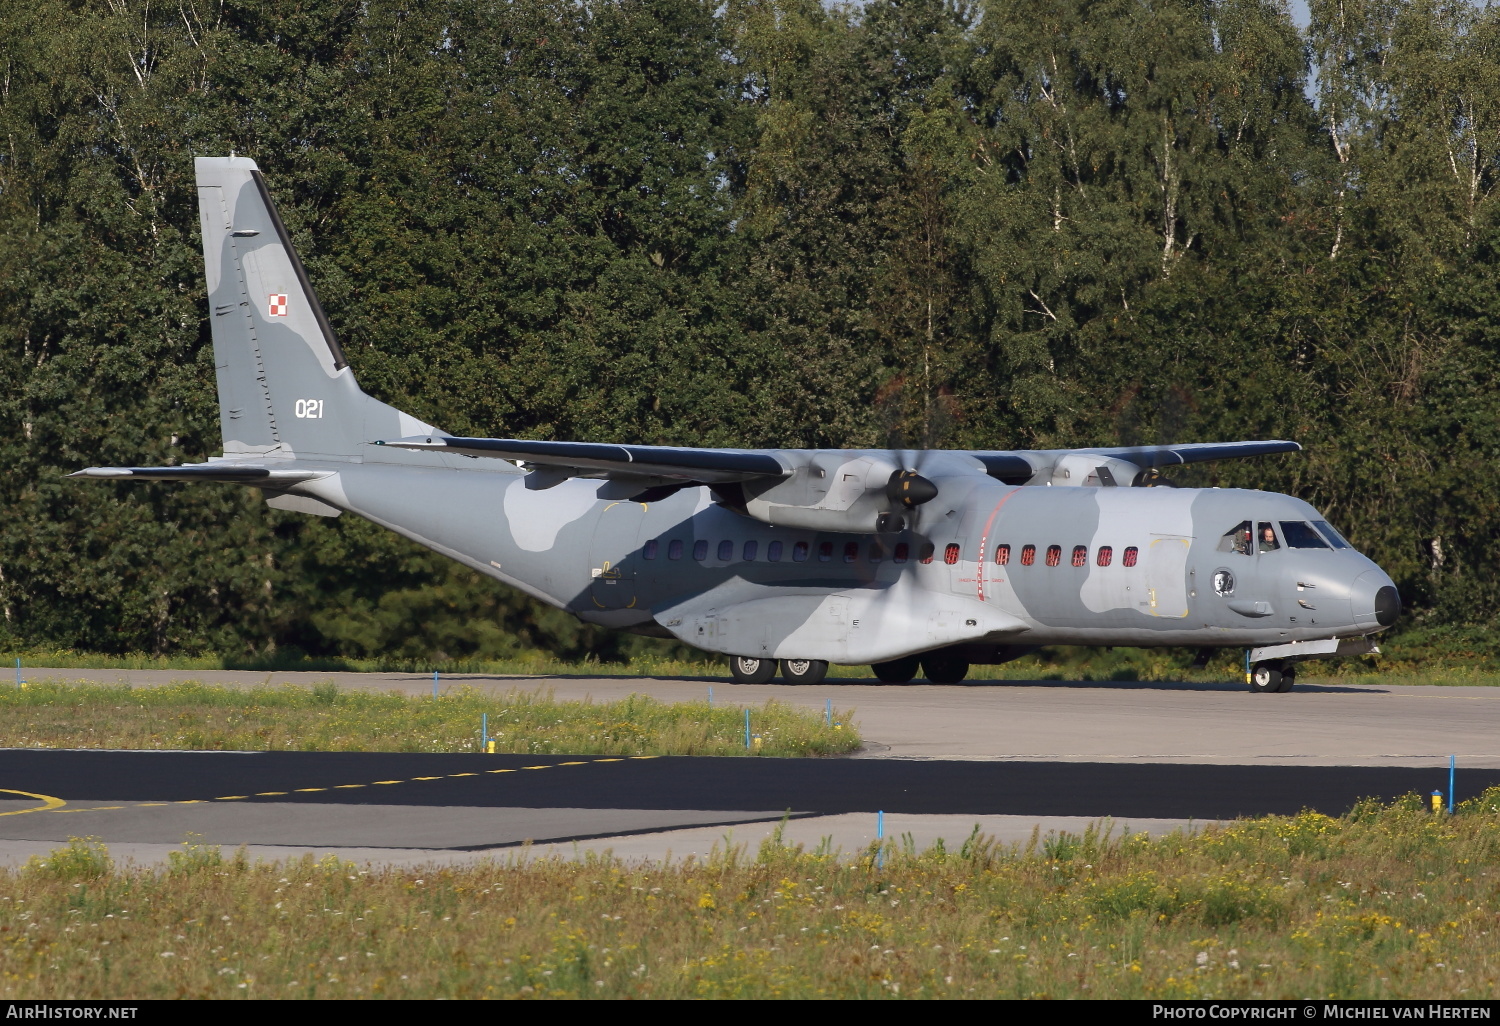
[870,653,970,684]
[728,656,830,685]
[1250,660,1296,694]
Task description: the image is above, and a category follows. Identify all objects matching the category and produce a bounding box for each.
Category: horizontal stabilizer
[375,436,789,484]
[69,464,327,485]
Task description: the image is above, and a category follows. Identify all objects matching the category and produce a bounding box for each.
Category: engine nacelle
[740,454,899,533]
[1047,454,1144,487]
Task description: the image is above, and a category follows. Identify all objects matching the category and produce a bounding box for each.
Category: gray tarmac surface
[4,666,1493,867]
[20,666,1500,766]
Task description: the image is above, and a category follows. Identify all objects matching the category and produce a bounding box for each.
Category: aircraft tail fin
[194,156,437,459]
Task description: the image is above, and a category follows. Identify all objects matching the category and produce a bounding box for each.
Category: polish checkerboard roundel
[268,294,288,317]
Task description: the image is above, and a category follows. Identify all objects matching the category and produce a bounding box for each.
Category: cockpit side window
[1312,520,1351,549]
[1256,522,1280,552]
[1280,521,1331,548]
[1218,521,1253,555]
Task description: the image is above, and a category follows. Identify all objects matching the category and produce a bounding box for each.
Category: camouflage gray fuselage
[286,454,1391,664]
[73,157,1398,668]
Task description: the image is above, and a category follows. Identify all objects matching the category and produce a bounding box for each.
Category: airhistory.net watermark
[3,1008,138,1020]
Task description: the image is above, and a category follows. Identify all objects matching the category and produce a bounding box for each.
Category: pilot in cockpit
[1258,523,1280,552]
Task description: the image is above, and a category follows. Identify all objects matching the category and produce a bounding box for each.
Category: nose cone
[1351,570,1401,629]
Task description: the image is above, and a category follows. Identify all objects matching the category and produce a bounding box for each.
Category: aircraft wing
[69,464,329,484]
[374,436,790,484]
[967,440,1302,484]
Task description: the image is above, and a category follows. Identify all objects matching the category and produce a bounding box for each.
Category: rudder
[195,155,433,460]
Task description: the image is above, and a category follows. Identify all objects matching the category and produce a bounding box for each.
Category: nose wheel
[1250,661,1295,693]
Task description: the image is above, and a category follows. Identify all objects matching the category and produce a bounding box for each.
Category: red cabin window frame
[995,544,1010,566]
[919,543,936,564]
[1096,545,1112,567]
[1045,545,1062,567]
[1123,546,1139,567]
[893,542,910,564]
[1071,545,1087,567]
[944,543,961,565]
[1020,544,1036,566]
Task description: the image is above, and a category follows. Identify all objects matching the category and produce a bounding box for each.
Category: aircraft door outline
[589,501,648,610]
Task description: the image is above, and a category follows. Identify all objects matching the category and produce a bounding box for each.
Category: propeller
[873,447,940,534]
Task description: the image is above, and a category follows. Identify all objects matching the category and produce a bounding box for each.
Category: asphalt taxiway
[3,669,1494,866]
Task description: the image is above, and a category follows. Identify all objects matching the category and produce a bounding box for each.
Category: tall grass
[3,790,1499,998]
[0,681,859,757]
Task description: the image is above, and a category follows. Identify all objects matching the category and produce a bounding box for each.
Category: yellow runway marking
[4,753,618,820]
[629,756,658,760]
[0,789,66,816]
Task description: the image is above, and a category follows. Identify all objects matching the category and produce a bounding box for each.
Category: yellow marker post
[486,740,496,754]
[1431,791,1445,814]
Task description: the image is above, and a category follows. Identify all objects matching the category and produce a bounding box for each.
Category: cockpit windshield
[1279,521,1331,549]
[1312,520,1352,549]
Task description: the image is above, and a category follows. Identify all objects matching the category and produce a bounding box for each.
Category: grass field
[0,681,859,757]
[2,790,1497,999]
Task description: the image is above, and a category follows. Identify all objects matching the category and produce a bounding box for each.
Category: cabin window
[1256,522,1280,552]
[844,542,859,563]
[1280,521,1331,549]
[1122,546,1138,567]
[693,540,709,561]
[868,542,883,563]
[1045,545,1062,567]
[1071,545,1087,567]
[767,540,783,561]
[1096,545,1112,567]
[1312,521,1351,549]
[995,544,1010,566]
[668,539,684,560]
[1218,520,1253,555]
[818,541,833,562]
[716,540,733,561]
[919,543,936,564]
[643,539,659,560]
[893,542,910,564]
[944,543,960,565]
[1020,544,1036,566]
[792,541,809,562]
[743,540,758,561]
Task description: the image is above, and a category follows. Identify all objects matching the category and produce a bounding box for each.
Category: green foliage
[2,0,1499,660]
[23,837,112,881]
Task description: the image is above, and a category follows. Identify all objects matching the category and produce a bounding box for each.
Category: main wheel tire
[1276,664,1297,693]
[1250,662,1283,693]
[871,656,921,684]
[921,653,970,684]
[780,658,829,685]
[729,656,776,685]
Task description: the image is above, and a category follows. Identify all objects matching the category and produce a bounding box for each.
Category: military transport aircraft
[72,157,1401,692]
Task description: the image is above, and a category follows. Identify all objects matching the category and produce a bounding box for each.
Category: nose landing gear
[1250,661,1295,693]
